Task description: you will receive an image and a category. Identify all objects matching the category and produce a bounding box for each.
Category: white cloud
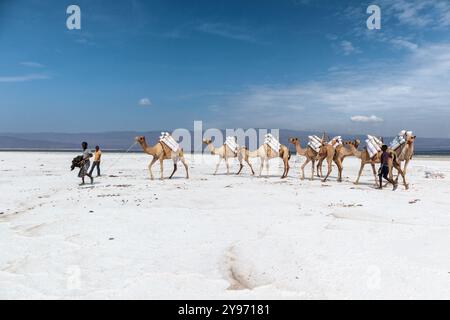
[350,115,384,123]
[340,40,360,55]
[20,61,44,68]
[206,43,450,137]
[0,74,50,82]
[138,98,152,106]
[196,22,266,44]
[390,38,419,51]
[384,0,450,28]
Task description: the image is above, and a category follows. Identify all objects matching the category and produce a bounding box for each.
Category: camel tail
[288,149,292,160]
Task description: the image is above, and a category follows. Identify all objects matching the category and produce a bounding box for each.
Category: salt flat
[0,152,449,299]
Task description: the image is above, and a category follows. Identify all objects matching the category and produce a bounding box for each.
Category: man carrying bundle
[78,141,94,185]
[377,145,398,191]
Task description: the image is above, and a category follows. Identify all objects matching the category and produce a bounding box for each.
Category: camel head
[135,136,146,144]
[406,135,416,145]
[202,138,213,145]
[288,137,299,144]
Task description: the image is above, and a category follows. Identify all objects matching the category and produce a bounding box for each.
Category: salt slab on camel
[225,136,239,154]
[159,132,180,152]
[264,134,281,153]
[328,136,343,148]
[308,135,323,153]
[366,135,383,158]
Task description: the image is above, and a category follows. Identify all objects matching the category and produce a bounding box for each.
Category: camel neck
[139,140,157,155]
[206,143,217,155]
[294,141,306,156]
[349,145,362,158]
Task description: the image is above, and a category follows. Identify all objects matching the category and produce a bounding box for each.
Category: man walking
[79,141,94,185]
[89,145,102,177]
[377,145,398,191]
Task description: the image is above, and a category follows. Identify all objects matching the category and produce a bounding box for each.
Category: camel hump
[159,141,172,157]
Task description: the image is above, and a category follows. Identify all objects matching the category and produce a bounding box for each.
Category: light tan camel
[345,141,409,189]
[315,139,339,182]
[247,143,290,178]
[394,134,416,177]
[135,136,189,180]
[289,137,334,181]
[203,139,255,175]
[317,139,361,182]
[384,134,416,186]
[289,137,316,180]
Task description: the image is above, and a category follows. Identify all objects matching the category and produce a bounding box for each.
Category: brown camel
[289,137,334,182]
[247,143,290,178]
[317,139,361,182]
[345,141,409,189]
[135,136,189,180]
[203,139,255,175]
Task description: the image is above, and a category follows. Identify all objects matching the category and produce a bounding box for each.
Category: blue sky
[1,0,450,137]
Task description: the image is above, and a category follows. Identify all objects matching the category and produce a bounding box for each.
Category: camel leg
[246,158,255,175]
[335,158,343,182]
[311,159,316,180]
[322,158,333,182]
[266,159,270,177]
[180,157,189,179]
[371,163,378,186]
[282,158,289,179]
[225,157,230,175]
[355,163,365,184]
[285,158,290,178]
[148,157,158,180]
[394,162,409,189]
[236,159,244,175]
[169,160,177,179]
[316,158,323,178]
[300,158,309,180]
[385,165,399,187]
[169,164,177,179]
[214,158,223,175]
[400,159,410,183]
[259,158,264,177]
[159,159,164,180]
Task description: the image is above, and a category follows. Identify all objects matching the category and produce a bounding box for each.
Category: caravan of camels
[134,130,416,190]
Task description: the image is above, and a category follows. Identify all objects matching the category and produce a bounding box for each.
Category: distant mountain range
[1,130,450,154]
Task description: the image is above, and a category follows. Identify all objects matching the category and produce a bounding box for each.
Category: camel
[317,139,361,182]
[289,137,335,182]
[135,136,189,180]
[383,134,416,186]
[247,143,290,178]
[345,141,409,189]
[203,139,255,175]
[394,134,416,177]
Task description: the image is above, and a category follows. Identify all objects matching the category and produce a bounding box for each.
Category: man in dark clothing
[378,145,398,191]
